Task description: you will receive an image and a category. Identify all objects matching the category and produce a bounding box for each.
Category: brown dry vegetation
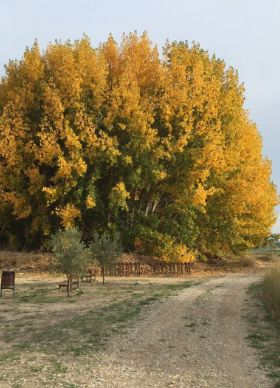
[0,250,274,275]
[0,250,52,272]
[263,263,280,320]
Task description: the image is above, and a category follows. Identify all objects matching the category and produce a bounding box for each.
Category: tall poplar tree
[0,34,277,257]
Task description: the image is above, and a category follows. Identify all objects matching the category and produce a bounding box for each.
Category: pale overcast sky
[1,0,279,231]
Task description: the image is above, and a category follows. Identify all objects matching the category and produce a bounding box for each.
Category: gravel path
[77,273,271,387]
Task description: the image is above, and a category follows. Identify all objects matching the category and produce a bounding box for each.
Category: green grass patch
[13,287,81,304]
[50,359,68,374]
[245,282,280,386]
[1,280,197,362]
[25,280,195,356]
[0,349,20,364]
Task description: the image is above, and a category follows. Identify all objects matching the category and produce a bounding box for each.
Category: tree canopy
[0,33,278,258]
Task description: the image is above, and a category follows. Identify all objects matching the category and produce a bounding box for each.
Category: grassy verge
[263,263,280,319]
[245,281,280,387]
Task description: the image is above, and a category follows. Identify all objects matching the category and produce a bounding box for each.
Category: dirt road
[78,274,271,387]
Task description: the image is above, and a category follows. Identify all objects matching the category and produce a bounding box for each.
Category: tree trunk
[102,265,105,285]
[145,202,151,216]
[67,275,71,297]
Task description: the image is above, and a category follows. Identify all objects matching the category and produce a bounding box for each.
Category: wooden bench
[58,283,67,291]
[58,277,79,292]
[81,268,97,282]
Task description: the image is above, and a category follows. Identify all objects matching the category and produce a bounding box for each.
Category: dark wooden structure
[81,267,97,282]
[1,271,15,296]
[58,277,80,292]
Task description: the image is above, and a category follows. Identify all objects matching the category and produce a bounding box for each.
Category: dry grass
[225,255,256,269]
[263,263,280,320]
[0,250,52,271]
[236,255,256,268]
[255,252,280,262]
[246,282,280,384]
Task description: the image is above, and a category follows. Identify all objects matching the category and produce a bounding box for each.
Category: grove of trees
[0,33,278,260]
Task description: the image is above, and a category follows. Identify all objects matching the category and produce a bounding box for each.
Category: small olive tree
[90,232,123,285]
[49,227,91,296]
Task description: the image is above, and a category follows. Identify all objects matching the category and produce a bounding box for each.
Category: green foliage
[49,227,91,293]
[89,231,123,283]
[263,234,280,248]
[134,227,195,262]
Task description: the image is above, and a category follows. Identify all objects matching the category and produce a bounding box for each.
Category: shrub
[160,242,196,263]
[237,255,256,268]
[90,232,123,284]
[223,255,255,269]
[136,229,195,263]
[263,263,280,320]
[49,227,91,295]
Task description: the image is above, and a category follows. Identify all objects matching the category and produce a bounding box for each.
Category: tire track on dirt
[81,274,271,387]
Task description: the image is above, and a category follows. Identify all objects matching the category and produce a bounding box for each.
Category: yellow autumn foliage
[162,243,196,264]
[55,204,81,228]
[0,33,277,255]
[109,181,130,212]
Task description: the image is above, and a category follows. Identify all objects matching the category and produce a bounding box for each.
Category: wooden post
[102,265,105,285]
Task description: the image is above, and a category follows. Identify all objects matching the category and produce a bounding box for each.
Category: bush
[223,255,256,269]
[90,232,123,284]
[135,229,195,263]
[237,255,256,268]
[263,263,280,320]
[49,227,91,295]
